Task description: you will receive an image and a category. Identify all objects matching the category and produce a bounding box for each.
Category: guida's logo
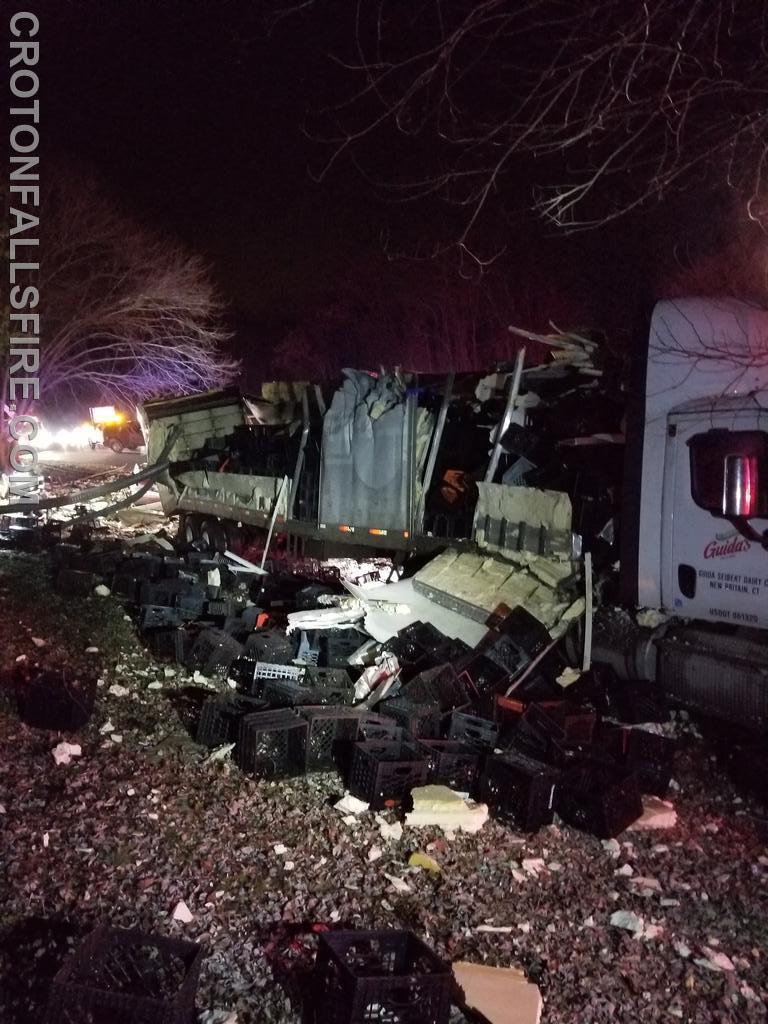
[703,531,752,559]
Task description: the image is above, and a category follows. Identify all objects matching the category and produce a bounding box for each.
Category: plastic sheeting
[319,369,432,532]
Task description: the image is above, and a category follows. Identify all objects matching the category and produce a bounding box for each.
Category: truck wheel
[200,518,227,555]
[179,513,202,548]
[107,438,123,453]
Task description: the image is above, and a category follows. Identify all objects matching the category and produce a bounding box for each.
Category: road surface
[38,447,146,472]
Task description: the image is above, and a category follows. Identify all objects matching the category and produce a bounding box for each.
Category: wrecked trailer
[137,350,620,563]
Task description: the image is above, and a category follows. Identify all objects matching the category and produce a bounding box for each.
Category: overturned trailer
[137,298,768,728]
[138,359,614,562]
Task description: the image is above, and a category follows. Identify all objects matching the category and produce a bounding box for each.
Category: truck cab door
[661,410,768,628]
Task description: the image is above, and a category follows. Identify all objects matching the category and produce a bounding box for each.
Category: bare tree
[663,207,768,308]
[3,167,238,416]
[280,1,768,255]
[269,255,585,377]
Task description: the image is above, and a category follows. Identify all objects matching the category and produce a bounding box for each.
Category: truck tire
[179,513,203,549]
[200,518,227,555]
[107,438,123,453]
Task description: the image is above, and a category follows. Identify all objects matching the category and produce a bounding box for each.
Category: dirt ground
[0,546,767,1024]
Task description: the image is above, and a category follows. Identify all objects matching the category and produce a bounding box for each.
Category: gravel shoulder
[0,549,766,1024]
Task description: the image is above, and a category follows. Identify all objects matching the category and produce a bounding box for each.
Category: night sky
[42,3,413,334]
[39,1,712,364]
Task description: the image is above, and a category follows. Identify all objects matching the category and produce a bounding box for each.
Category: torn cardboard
[453,961,542,1024]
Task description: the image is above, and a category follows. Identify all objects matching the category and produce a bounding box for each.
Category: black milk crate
[401,664,469,713]
[146,627,190,664]
[262,677,326,707]
[349,741,429,809]
[357,714,404,743]
[597,724,676,796]
[111,571,143,603]
[481,631,530,679]
[300,706,363,772]
[447,711,499,752]
[241,605,263,631]
[67,550,101,573]
[455,653,510,715]
[606,681,670,725]
[480,751,559,831]
[177,589,207,619]
[46,923,203,1024]
[90,549,125,577]
[125,553,163,580]
[16,665,97,731]
[313,929,451,1024]
[185,552,219,573]
[236,709,308,779]
[383,622,443,670]
[563,705,598,745]
[321,628,368,667]
[406,621,450,653]
[244,628,295,664]
[161,556,186,578]
[186,629,243,678]
[55,567,98,597]
[206,599,240,620]
[140,605,184,631]
[304,667,356,705]
[229,656,258,694]
[493,606,551,657]
[556,762,643,838]
[139,579,190,608]
[52,542,81,568]
[416,740,479,791]
[432,637,473,666]
[223,615,249,638]
[379,699,441,740]
[512,703,567,763]
[196,694,268,747]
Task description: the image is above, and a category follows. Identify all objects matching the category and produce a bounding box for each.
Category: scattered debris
[609,910,645,936]
[334,793,370,816]
[453,960,543,1024]
[405,785,489,834]
[697,948,736,972]
[383,872,412,894]
[171,900,194,923]
[206,742,235,762]
[408,851,441,873]
[628,796,678,831]
[51,742,82,766]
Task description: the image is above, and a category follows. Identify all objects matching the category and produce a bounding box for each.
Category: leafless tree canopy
[269,256,586,377]
[290,0,768,251]
[26,170,238,408]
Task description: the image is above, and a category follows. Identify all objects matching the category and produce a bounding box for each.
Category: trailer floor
[0,550,766,1024]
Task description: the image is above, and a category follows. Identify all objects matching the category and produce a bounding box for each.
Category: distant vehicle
[88,406,144,453]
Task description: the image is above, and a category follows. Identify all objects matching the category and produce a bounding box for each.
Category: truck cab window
[688,429,768,518]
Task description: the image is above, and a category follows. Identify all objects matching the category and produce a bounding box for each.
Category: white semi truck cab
[615,297,768,727]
